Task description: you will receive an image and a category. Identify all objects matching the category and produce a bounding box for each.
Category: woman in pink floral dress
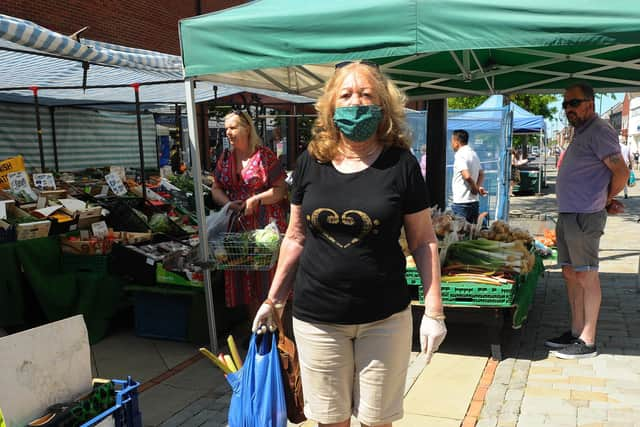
[211,110,288,315]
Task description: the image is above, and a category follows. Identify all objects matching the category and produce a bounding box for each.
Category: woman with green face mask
[251,62,446,427]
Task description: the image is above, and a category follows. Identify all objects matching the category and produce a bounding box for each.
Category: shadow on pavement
[501,270,640,362]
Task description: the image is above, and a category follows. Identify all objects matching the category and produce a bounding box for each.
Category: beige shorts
[292,306,412,425]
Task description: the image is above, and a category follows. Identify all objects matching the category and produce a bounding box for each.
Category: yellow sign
[0,155,26,189]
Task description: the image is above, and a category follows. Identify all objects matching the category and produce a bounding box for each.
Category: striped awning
[0,14,182,73]
[0,14,315,107]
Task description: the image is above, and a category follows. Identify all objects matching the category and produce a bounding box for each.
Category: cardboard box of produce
[57,198,102,229]
[0,201,51,240]
[60,230,152,255]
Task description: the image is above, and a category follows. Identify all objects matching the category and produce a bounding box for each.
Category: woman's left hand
[244,196,261,216]
[420,315,447,364]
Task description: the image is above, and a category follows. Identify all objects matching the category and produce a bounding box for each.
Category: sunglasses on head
[335,60,380,70]
[562,98,589,109]
[231,109,251,123]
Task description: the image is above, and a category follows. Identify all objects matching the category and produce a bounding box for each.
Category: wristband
[424,312,446,321]
[264,297,284,309]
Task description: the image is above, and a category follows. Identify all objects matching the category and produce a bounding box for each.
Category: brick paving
[477,167,640,427]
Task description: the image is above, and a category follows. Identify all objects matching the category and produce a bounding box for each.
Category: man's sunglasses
[335,60,380,70]
[562,98,590,109]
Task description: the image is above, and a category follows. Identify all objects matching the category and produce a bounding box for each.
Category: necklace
[338,144,380,160]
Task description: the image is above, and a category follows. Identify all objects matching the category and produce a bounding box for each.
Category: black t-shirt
[290,146,429,324]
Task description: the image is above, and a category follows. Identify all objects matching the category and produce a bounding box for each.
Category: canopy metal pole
[131,83,147,201]
[175,104,183,167]
[30,86,45,171]
[539,129,545,194]
[184,80,218,353]
[49,107,60,172]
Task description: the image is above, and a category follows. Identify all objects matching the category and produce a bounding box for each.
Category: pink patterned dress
[213,146,288,307]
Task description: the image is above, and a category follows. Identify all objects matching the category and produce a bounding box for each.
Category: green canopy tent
[180,0,640,98]
[178,0,640,350]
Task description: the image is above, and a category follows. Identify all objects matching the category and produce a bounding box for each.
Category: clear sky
[545,93,622,134]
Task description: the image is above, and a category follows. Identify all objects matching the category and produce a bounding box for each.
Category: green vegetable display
[444,239,534,274]
[168,174,195,193]
[148,213,172,233]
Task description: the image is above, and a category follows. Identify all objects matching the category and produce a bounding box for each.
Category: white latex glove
[419,315,447,364]
[251,302,283,335]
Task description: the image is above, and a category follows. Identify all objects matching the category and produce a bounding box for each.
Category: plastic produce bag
[227,332,287,427]
[206,202,233,241]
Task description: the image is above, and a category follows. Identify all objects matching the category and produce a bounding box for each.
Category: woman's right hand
[228,200,245,212]
[251,300,284,334]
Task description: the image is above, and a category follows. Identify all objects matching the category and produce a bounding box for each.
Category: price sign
[8,171,30,193]
[105,173,127,196]
[8,171,38,202]
[91,220,109,238]
[32,173,57,190]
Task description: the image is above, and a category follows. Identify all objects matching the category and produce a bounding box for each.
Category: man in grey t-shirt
[545,83,630,359]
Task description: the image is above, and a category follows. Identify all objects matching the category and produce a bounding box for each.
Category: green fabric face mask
[333,105,382,142]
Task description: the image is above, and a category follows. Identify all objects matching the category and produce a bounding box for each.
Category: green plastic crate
[406,268,422,286]
[440,281,516,306]
[406,268,424,303]
[156,264,203,289]
[406,267,517,307]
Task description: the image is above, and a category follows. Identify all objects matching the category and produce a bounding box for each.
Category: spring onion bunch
[444,238,534,274]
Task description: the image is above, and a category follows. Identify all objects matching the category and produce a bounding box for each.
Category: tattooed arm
[603,152,631,204]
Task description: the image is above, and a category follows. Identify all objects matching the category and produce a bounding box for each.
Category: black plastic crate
[96,197,150,233]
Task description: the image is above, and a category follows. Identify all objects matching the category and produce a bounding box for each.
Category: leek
[444,238,531,274]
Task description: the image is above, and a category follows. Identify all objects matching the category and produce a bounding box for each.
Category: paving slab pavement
[106,162,640,426]
[478,167,640,427]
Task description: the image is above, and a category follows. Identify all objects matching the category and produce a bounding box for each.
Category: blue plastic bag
[227,332,287,427]
[628,170,636,187]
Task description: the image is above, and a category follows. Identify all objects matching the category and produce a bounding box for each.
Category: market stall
[406,95,546,222]
[475,95,548,200]
[0,14,314,352]
[406,107,511,221]
[179,0,640,358]
[405,213,548,359]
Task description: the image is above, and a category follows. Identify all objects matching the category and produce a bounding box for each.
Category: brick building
[1,0,245,55]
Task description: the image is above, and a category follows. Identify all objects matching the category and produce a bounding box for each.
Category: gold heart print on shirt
[309,208,379,249]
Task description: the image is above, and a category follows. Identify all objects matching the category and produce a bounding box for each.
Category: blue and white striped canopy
[0,13,182,73]
[0,14,314,107]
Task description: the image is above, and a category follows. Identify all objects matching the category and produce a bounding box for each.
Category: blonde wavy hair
[308,62,411,162]
[224,110,262,151]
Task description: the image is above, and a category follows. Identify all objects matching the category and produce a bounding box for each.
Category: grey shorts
[556,210,607,271]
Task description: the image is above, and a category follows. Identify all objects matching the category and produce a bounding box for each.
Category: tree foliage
[448,94,558,119]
